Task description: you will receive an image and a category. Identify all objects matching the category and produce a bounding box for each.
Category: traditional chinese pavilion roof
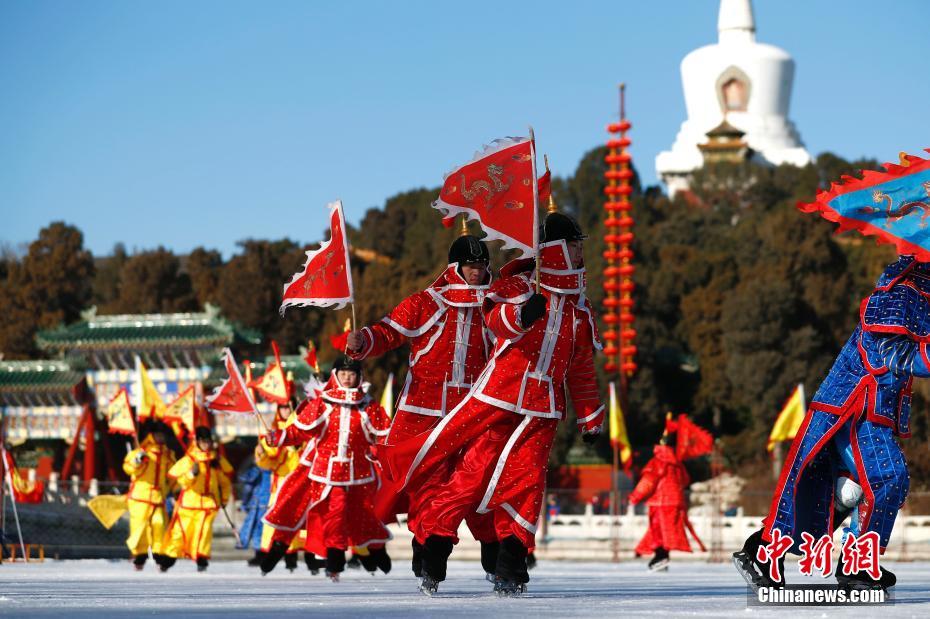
[0,361,87,406]
[36,304,260,353]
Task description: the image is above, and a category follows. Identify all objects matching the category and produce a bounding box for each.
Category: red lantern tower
[603,84,637,377]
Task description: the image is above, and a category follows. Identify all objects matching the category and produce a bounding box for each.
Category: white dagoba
[656,0,811,196]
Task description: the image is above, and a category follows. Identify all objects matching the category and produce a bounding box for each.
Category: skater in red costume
[342,232,500,578]
[260,356,392,580]
[629,429,692,571]
[379,212,605,596]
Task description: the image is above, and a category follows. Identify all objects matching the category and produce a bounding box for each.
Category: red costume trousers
[385,399,553,550]
[634,506,691,555]
[380,409,496,543]
[270,479,389,556]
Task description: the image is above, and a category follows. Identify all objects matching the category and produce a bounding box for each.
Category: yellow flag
[767,384,806,451]
[165,386,196,433]
[105,388,137,436]
[87,495,129,530]
[608,382,632,470]
[135,356,166,421]
[380,373,394,418]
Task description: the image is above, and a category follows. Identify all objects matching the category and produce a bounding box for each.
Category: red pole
[81,404,96,490]
[60,408,87,480]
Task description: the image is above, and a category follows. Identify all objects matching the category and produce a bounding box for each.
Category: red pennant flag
[433,136,539,257]
[536,168,552,205]
[249,341,292,405]
[304,340,321,374]
[668,414,714,461]
[205,348,258,416]
[280,200,354,315]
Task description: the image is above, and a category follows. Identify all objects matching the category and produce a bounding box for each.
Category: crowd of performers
[120,208,919,597]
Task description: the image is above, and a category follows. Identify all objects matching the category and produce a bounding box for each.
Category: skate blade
[732,554,763,592]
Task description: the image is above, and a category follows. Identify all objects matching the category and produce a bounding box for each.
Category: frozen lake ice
[1,558,928,617]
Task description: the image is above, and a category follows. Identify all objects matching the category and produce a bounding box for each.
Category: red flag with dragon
[433,135,539,257]
[280,200,354,314]
[205,348,258,416]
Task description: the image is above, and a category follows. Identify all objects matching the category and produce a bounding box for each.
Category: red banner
[281,200,354,314]
[433,136,538,256]
[205,348,258,415]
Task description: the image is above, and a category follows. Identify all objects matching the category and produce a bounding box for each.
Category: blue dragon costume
[735,151,930,592]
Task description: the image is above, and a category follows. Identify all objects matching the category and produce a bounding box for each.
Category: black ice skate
[411,538,424,578]
[158,556,176,572]
[732,529,785,591]
[132,554,147,571]
[247,550,266,567]
[260,540,288,575]
[648,547,669,572]
[196,558,209,572]
[284,552,298,572]
[494,536,530,597]
[325,547,346,582]
[367,547,392,575]
[494,577,527,597]
[418,535,453,595]
[346,554,362,570]
[481,541,500,583]
[834,551,895,593]
[419,574,440,596]
[304,553,324,575]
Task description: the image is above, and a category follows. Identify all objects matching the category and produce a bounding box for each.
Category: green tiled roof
[0,361,85,393]
[36,304,260,350]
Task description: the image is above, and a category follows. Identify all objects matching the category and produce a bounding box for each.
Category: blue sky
[2,1,928,257]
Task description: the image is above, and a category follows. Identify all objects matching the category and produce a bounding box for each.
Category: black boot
[368,547,392,574]
[284,552,298,572]
[152,553,169,569]
[835,548,895,592]
[411,538,424,578]
[494,535,529,596]
[132,554,147,571]
[158,556,176,572]
[526,552,537,571]
[732,529,786,591]
[260,540,289,575]
[325,548,346,581]
[304,552,324,575]
[648,547,670,572]
[247,550,266,567]
[346,554,362,569]
[359,552,378,573]
[196,557,209,572]
[480,541,500,581]
[419,535,454,595]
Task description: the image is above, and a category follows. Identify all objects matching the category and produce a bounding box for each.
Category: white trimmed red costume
[381,240,604,551]
[348,262,497,543]
[262,374,392,557]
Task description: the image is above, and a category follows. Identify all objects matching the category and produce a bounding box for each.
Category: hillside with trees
[3,149,927,487]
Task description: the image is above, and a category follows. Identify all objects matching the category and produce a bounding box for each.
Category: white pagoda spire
[655,0,811,197]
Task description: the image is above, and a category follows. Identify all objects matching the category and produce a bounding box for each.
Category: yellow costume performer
[162,427,233,572]
[122,420,177,570]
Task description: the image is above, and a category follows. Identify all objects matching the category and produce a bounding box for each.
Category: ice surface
[1,559,928,617]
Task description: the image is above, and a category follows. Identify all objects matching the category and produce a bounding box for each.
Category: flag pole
[529,125,541,294]
[610,439,620,563]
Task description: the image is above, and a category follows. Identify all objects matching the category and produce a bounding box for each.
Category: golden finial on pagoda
[544,154,558,214]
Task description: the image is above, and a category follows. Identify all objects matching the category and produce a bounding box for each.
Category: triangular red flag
[249,341,292,405]
[205,348,258,415]
[304,340,321,374]
[670,414,714,461]
[433,136,539,257]
[280,200,354,314]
